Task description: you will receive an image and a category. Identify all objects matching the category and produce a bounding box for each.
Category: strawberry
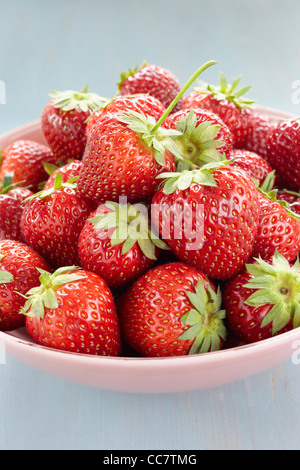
[117,62,182,112]
[0,173,33,241]
[43,159,82,190]
[162,108,233,169]
[251,189,300,262]
[228,149,275,191]
[77,60,217,205]
[151,162,261,280]
[244,111,277,158]
[0,139,57,192]
[22,266,121,356]
[222,251,299,344]
[117,262,226,357]
[78,200,167,289]
[277,190,300,216]
[41,86,108,163]
[20,172,94,268]
[86,93,166,138]
[266,118,300,191]
[0,239,50,331]
[182,72,254,148]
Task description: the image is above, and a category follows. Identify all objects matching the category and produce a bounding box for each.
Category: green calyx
[172,109,226,169]
[0,267,14,284]
[117,61,148,91]
[259,188,300,222]
[0,171,26,194]
[49,85,108,113]
[21,266,85,320]
[89,200,168,260]
[23,172,78,203]
[253,170,276,193]
[194,71,254,109]
[156,160,230,195]
[116,60,217,167]
[179,280,226,354]
[244,250,300,334]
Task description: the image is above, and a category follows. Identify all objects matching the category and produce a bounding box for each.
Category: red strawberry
[117,262,226,357]
[0,139,57,192]
[43,159,82,190]
[78,200,166,289]
[41,86,108,163]
[23,266,121,356]
[86,93,166,138]
[277,190,300,216]
[228,149,275,191]
[151,162,261,280]
[162,108,233,169]
[0,239,50,331]
[77,60,217,205]
[182,72,254,148]
[222,251,299,344]
[251,190,300,262]
[244,111,277,158]
[0,173,33,241]
[266,118,300,191]
[20,172,94,268]
[117,62,182,112]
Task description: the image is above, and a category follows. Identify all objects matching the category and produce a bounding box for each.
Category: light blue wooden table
[1,0,300,451]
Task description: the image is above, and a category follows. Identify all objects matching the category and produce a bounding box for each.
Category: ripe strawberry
[0,172,33,241]
[151,162,261,280]
[117,62,182,112]
[117,262,226,357]
[77,60,217,205]
[266,118,300,191]
[0,239,50,331]
[228,149,275,191]
[251,190,300,262]
[244,111,277,158]
[77,111,177,205]
[277,190,300,216]
[23,266,121,356]
[20,172,94,268]
[222,251,299,344]
[182,72,254,148]
[41,85,108,163]
[86,93,166,138]
[78,200,167,289]
[162,108,233,169]
[43,159,82,190]
[0,139,57,192]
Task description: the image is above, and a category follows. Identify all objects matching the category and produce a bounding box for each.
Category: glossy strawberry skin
[41,103,91,163]
[251,191,300,262]
[86,94,166,138]
[162,107,233,160]
[25,270,121,356]
[244,112,277,159]
[0,140,57,192]
[151,166,261,280]
[0,240,51,331]
[117,262,216,357]
[222,261,293,344]
[0,188,33,241]
[78,207,158,289]
[77,113,176,205]
[119,64,182,112]
[266,118,300,191]
[229,149,274,187]
[20,187,94,268]
[182,91,253,148]
[43,160,82,190]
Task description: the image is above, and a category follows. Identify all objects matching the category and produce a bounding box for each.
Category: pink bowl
[0,108,299,394]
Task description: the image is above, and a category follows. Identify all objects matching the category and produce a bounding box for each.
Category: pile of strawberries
[1,59,300,358]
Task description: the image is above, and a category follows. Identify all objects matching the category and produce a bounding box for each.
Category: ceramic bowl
[0,107,299,394]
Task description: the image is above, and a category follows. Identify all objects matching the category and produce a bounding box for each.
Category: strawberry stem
[150,60,217,134]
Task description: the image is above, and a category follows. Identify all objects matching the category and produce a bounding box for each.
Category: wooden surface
[1,0,300,450]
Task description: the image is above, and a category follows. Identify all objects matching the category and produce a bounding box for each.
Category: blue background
[1,0,300,450]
